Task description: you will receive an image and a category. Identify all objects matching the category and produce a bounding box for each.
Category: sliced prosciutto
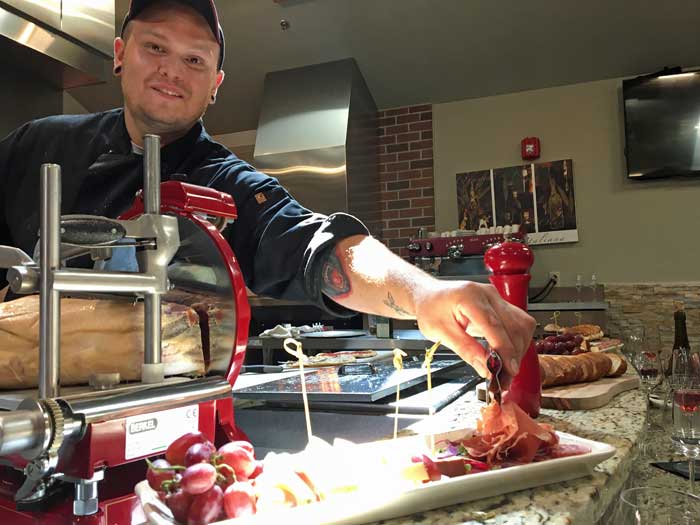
[458,401,560,465]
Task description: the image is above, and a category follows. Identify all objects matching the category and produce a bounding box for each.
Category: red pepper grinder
[484,236,541,417]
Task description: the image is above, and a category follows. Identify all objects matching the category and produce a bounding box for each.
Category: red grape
[544,335,558,344]
[187,485,223,525]
[565,340,577,352]
[166,432,210,466]
[184,442,216,467]
[543,341,555,353]
[229,440,255,457]
[165,489,192,523]
[223,481,256,519]
[554,342,568,355]
[217,443,256,480]
[147,459,175,492]
[573,335,584,346]
[535,341,544,354]
[181,463,217,495]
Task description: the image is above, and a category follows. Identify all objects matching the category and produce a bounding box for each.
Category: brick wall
[377,104,435,258]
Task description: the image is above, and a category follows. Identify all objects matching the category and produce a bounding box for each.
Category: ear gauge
[113,65,122,75]
[211,94,217,103]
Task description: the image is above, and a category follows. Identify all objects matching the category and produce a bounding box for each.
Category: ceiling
[66,0,700,135]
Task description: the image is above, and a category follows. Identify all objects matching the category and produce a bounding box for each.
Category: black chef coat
[0,109,368,316]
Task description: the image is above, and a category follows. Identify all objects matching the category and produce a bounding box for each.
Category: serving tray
[136,427,615,525]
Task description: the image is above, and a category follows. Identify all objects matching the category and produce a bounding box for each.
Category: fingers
[423,318,490,379]
[456,289,519,376]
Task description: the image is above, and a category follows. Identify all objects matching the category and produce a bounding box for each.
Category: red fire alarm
[521,137,540,160]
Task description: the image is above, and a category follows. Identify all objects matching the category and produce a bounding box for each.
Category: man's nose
[156,55,184,80]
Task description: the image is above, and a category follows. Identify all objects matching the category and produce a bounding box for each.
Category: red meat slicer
[0,135,250,524]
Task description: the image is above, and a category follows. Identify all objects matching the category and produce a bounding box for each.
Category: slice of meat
[0,295,204,389]
[459,401,559,465]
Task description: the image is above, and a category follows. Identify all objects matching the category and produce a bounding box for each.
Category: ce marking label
[185,407,199,420]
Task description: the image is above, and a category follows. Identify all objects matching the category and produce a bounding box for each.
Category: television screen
[623,71,700,179]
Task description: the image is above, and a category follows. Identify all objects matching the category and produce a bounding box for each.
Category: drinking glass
[671,347,700,494]
[612,487,700,524]
[623,326,661,456]
[575,274,583,302]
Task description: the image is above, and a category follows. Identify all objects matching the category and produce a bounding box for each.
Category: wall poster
[455,159,578,245]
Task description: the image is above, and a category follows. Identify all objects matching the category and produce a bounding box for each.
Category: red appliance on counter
[407,230,526,258]
[484,237,541,417]
[0,142,250,524]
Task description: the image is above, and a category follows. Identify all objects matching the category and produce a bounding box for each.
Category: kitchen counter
[379,385,649,525]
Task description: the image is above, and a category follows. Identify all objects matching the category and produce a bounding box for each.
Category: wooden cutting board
[477,375,640,410]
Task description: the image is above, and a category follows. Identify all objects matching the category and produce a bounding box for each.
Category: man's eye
[187,57,204,65]
[147,43,164,52]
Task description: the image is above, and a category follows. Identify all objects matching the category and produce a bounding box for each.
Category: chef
[0,0,534,387]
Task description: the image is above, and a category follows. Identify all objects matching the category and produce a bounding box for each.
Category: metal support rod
[39,164,61,399]
[53,270,159,293]
[142,135,163,381]
[143,134,160,215]
[144,295,161,365]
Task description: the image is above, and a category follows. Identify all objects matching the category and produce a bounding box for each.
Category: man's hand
[413,280,536,389]
[321,235,536,388]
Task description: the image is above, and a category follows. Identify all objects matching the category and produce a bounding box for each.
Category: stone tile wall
[605,283,700,348]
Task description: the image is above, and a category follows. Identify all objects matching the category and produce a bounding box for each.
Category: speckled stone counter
[375,385,648,525]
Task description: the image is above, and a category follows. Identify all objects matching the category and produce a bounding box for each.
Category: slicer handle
[60,216,126,246]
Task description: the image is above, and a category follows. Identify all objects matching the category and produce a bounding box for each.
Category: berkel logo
[129,418,158,434]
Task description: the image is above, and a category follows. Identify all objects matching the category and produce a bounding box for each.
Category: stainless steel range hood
[0,1,113,88]
[254,58,380,234]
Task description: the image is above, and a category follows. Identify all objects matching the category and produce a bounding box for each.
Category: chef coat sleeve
[0,122,32,290]
[208,163,369,317]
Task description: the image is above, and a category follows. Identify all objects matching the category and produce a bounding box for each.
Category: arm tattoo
[320,249,351,298]
[383,292,411,317]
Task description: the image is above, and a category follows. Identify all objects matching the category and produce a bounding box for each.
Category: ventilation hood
[254,58,380,234]
[0,1,113,88]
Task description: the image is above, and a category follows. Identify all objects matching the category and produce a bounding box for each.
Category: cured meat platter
[136,426,615,525]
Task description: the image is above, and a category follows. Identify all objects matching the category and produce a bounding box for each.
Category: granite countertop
[375,385,649,525]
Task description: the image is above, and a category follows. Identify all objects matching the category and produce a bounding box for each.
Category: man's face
[114,2,224,145]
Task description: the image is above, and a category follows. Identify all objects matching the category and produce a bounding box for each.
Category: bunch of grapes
[534,334,587,356]
[146,432,262,525]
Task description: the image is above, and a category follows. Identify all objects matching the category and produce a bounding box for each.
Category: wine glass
[612,487,700,524]
[623,326,661,456]
[671,347,700,494]
[575,274,583,302]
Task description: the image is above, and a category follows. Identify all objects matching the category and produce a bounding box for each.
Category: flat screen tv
[623,68,700,179]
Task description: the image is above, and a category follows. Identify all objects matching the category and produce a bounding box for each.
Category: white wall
[433,78,700,286]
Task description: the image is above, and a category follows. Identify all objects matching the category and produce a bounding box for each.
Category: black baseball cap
[121,0,225,70]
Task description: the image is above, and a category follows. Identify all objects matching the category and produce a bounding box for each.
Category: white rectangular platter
[136,428,615,525]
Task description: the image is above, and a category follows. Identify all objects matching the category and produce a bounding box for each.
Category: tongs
[486,348,503,405]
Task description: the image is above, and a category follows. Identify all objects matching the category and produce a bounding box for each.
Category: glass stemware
[671,347,700,494]
[623,326,662,457]
[575,273,583,302]
[612,487,700,524]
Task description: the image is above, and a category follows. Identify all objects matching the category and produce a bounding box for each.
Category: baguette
[606,353,628,377]
[538,353,613,387]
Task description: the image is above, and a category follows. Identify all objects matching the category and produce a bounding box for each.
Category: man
[0,0,534,387]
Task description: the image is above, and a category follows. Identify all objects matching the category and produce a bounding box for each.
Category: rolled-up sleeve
[203,161,368,317]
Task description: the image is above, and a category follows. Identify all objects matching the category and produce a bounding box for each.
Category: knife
[485,348,503,405]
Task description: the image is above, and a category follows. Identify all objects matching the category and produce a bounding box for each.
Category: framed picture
[455,159,578,245]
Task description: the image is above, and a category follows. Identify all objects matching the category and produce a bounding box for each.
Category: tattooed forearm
[321,250,351,298]
[383,292,411,317]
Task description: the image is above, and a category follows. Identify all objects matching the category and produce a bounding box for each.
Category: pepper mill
[484,236,541,417]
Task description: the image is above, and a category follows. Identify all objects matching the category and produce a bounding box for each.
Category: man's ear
[113,37,126,75]
[210,70,225,104]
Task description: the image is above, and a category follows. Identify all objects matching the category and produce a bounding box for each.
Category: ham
[459,401,559,465]
[0,295,205,389]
